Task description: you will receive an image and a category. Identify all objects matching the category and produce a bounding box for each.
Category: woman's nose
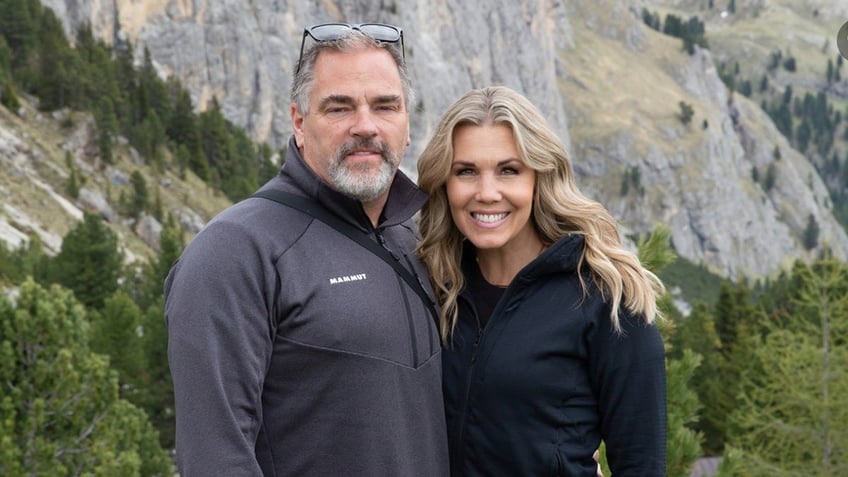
[475,174,502,202]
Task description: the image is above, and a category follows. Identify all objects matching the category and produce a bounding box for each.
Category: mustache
[337,138,390,162]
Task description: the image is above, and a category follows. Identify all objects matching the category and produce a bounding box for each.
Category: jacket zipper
[401,252,437,355]
[454,295,487,474]
[376,230,420,366]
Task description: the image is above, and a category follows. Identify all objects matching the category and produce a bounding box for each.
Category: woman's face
[446,123,539,254]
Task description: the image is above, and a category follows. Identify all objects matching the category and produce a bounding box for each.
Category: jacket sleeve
[589,311,667,476]
[164,220,276,477]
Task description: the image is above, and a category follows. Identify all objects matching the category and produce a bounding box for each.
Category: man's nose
[350,108,378,137]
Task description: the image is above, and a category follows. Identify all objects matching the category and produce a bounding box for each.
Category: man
[164,23,448,476]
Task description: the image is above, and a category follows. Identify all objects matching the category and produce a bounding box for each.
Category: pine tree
[139,48,171,122]
[95,96,118,163]
[33,9,73,110]
[0,35,20,110]
[128,216,184,449]
[198,97,234,190]
[75,23,122,114]
[723,259,848,475]
[167,85,208,179]
[670,302,724,454]
[49,212,123,310]
[137,214,184,311]
[129,170,150,220]
[89,291,147,393]
[0,0,37,69]
[0,279,171,476]
[697,282,766,455]
[665,349,704,477]
[139,298,175,450]
[679,101,695,125]
[803,214,820,250]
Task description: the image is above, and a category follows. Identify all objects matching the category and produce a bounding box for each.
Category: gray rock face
[40,0,572,166]
[36,0,848,279]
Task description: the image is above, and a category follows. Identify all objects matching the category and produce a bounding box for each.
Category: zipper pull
[375,231,400,261]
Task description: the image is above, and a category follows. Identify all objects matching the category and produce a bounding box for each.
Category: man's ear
[291,103,305,148]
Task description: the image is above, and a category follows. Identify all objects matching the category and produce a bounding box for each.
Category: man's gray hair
[290,30,415,115]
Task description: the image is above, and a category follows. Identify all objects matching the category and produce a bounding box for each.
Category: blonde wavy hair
[416,86,664,342]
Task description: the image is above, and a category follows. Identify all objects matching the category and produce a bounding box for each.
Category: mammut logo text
[329,273,367,285]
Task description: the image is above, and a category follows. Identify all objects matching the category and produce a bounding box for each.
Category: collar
[460,233,586,286]
[279,136,428,231]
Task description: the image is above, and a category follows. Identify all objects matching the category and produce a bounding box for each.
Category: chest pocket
[274,226,436,368]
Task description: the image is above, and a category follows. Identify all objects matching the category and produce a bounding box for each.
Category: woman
[417,86,667,476]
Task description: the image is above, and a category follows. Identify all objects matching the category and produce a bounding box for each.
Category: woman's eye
[453,168,475,176]
[502,167,519,175]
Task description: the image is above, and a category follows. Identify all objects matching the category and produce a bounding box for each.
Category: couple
[164,22,666,477]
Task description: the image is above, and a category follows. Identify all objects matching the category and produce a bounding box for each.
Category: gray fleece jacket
[164,137,448,476]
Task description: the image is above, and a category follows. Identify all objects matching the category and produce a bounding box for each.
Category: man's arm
[165,221,276,476]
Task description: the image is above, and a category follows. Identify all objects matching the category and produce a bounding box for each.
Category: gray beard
[329,159,395,202]
[328,140,400,202]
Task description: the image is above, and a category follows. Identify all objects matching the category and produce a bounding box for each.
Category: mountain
[5,0,848,282]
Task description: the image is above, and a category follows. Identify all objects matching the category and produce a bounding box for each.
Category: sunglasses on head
[296,22,405,74]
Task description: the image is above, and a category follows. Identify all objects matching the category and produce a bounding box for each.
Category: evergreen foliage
[803,214,820,250]
[641,226,703,475]
[0,0,277,202]
[723,260,848,475]
[641,10,708,55]
[4,1,848,474]
[0,279,171,476]
[764,162,777,191]
[679,101,694,125]
[658,255,724,307]
[0,236,48,286]
[664,350,704,477]
[49,212,123,310]
[726,44,848,234]
[673,283,768,458]
[89,291,147,392]
[669,302,723,454]
[0,0,37,71]
[136,215,184,312]
[620,166,643,196]
[783,56,797,72]
[129,170,150,220]
[94,96,118,163]
[128,216,184,450]
[138,298,175,450]
[668,257,848,473]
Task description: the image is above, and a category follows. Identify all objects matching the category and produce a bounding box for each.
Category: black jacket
[442,234,667,476]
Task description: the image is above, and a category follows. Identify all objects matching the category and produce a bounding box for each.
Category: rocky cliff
[16,0,848,279]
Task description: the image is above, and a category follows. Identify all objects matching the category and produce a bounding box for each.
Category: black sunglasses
[296,22,405,74]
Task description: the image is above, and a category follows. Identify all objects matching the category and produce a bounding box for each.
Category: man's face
[291,48,410,202]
